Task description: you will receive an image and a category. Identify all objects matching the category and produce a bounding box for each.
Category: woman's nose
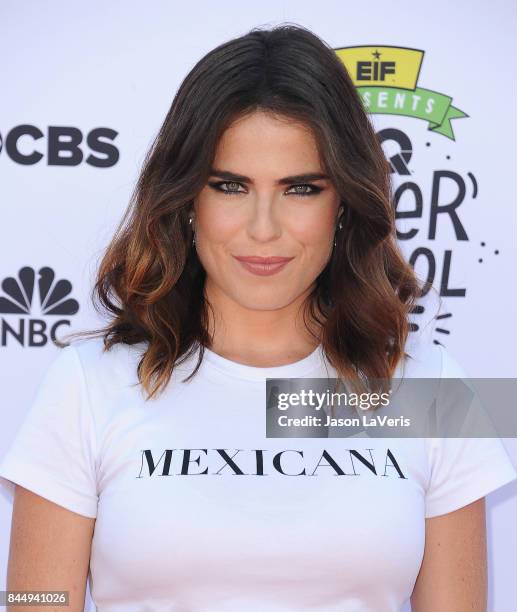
[245,199,283,242]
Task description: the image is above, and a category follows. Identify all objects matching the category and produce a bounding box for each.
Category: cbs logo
[0,125,119,167]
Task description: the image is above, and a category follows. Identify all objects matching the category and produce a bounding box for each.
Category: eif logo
[356,49,395,81]
[335,45,468,140]
[0,267,79,347]
[0,125,119,167]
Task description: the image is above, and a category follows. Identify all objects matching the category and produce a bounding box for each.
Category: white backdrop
[1,1,516,610]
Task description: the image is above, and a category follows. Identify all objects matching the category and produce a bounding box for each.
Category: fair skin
[7,486,94,611]
[7,109,487,611]
[192,109,343,365]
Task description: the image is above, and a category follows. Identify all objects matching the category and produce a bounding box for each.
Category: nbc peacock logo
[0,266,79,347]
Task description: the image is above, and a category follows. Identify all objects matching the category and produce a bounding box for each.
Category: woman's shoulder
[66,335,147,388]
[400,331,468,379]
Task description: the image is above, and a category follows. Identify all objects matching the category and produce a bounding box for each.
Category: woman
[0,24,515,612]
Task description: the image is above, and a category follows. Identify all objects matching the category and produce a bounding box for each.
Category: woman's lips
[233,255,294,277]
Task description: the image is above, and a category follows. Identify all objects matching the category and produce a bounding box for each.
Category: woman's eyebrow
[209,168,329,185]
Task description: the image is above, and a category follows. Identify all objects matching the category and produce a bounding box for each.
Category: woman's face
[192,110,342,313]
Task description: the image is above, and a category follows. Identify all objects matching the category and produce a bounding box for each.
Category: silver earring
[333,220,343,248]
[188,215,195,246]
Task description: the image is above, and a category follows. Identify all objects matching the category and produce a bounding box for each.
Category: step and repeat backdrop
[1,1,516,610]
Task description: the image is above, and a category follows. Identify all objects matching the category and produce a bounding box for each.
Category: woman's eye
[208,181,245,195]
[208,181,323,197]
[285,184,322,197]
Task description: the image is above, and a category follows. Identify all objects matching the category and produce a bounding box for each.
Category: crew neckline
[201,343,325,381]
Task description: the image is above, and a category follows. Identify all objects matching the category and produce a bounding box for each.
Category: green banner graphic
[357,86,468,139]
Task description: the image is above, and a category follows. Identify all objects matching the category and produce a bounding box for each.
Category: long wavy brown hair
[59,23,425,401]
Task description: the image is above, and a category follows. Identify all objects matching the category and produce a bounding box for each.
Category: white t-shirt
[0,333,516,612]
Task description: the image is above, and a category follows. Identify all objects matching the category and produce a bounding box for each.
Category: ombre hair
[60,23,424,400]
